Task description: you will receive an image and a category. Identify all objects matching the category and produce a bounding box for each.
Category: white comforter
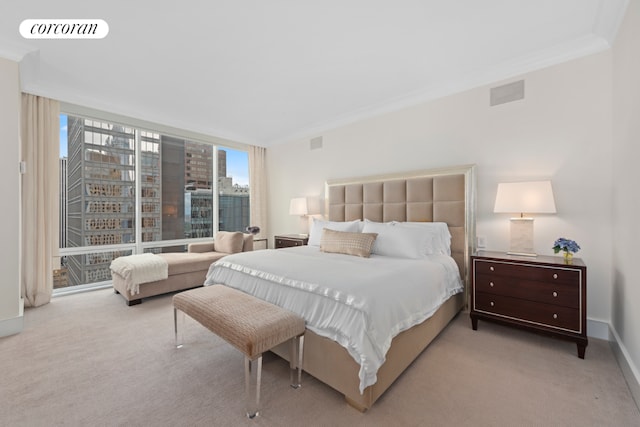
[204,246,462,393]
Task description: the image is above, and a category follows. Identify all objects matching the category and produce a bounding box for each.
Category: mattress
[204,246,463,392]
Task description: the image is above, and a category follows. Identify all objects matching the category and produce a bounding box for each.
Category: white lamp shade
[494,181,556,215]
[289,197,308,216]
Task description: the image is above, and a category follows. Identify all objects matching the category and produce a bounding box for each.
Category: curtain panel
[248,145,268,239]
[21,94,59,307]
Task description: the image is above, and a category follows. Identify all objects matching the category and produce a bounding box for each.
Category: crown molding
[268,33,612,146]
[593,0,629,44]
[22,78,261,149]
[0,42,36,63]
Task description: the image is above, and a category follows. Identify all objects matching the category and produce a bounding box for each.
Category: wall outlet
[477,236,487,249]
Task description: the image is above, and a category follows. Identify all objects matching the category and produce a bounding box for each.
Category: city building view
[55,115,249,288]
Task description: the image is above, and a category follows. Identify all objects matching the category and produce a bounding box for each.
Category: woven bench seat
[173,285,305,418]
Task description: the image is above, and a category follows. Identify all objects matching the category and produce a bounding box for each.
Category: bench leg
[289,334,304,389]
[244,355,262,419]
[174,308,184,348]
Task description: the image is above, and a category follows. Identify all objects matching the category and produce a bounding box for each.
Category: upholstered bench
[173,285,305,418]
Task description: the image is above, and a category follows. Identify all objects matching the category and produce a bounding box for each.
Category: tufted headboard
[325,164,476,301]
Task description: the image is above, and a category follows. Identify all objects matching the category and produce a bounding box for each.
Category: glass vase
[563,252,573,263]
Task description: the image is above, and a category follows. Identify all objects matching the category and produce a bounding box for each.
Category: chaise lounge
[111,231,253,305]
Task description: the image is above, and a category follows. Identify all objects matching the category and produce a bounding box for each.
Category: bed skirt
[270,292,464,411]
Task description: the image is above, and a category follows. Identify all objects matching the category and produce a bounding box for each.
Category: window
[55,114,249,291]
[218,148,250,232]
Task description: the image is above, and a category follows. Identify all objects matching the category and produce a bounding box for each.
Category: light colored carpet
[1,288,638,427]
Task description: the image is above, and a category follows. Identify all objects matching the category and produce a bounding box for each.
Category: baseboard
[0,313,24,337]
[609,325,640,412]
[0,297,23,338]
[587,318,610,340]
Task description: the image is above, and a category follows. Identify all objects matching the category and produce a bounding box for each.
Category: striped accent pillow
[319,228,378,258]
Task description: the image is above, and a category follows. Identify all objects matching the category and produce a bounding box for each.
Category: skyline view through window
[55,114,249,290]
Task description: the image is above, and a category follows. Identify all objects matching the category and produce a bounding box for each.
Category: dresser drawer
[475,292,580,332]
[275,238,303,248]
[473,259,580,285]
[474,273,579,308]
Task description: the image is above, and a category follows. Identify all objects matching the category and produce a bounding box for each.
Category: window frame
[56,103,250,294]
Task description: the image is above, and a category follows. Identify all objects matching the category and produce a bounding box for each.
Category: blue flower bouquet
[552,238,580,262]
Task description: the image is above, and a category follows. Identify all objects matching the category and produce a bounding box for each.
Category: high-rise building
[185,141,213,189]
[218,149,226,178]
[65,117,160,287]
[218,193,250,232]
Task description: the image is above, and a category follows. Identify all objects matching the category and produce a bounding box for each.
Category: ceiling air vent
[490,80,524,106]
[310,136,323,150]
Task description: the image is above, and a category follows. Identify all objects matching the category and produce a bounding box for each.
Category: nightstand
[274,234,309,249]
[252,238,268,250]
[470,251,588,358]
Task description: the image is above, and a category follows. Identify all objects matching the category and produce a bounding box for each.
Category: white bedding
[109,253,168,295]
[204,246,463,393]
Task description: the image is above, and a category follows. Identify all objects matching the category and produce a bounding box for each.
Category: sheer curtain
[248,145,268,240]
[21,94,59,307]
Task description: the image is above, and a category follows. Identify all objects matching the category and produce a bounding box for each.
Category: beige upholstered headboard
[325,164,476,301]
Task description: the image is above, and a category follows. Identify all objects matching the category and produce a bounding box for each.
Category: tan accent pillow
[214,231,244,254]
[319,229,378,258]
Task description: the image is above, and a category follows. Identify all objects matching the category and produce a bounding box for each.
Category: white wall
[268,51,613,325]
[0,57,22,336]
[612,0,640,401]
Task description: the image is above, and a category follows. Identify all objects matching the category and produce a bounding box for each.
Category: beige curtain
[248,145,268,239]
[21,94,60,307]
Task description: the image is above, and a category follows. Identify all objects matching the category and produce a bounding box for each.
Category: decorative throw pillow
[214,231,244,254]
[308,218,362,246]
[319,228,378,258]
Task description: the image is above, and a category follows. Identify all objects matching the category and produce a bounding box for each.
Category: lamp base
[509,218,536,256]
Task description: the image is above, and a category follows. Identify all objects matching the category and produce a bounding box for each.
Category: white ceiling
[0,0,629,146]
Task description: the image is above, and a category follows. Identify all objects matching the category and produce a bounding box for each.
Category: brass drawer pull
[553,291,558,297]
[490,301,495,307]
[553,314,558,319]
[553,274,558,279]
[490,282,494,287]
[490,266,495,271]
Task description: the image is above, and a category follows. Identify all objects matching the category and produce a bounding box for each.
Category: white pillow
[361,220,433,259]
[392,221,452,255]
[308,219,361,246]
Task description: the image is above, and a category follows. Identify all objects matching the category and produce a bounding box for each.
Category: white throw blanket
[110,253,168,295]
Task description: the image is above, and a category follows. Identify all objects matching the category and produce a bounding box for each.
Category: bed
[204,164,476,410]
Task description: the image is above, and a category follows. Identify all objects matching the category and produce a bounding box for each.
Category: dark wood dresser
[274,234,309,249]
[470,251,587,358]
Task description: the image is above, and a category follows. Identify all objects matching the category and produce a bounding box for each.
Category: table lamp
[289,197,308,217]
[494,180,556,256]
